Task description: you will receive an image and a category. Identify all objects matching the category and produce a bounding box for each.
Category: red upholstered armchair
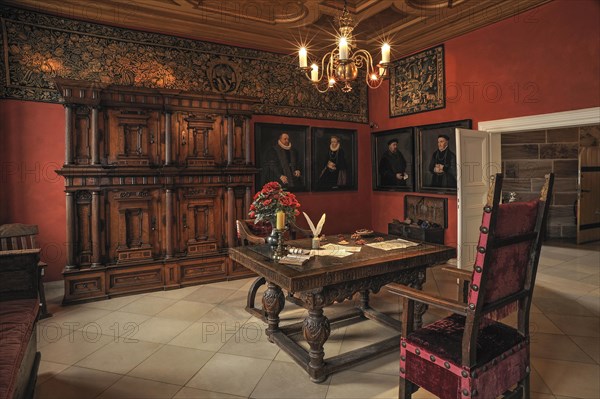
[387,173,554,399]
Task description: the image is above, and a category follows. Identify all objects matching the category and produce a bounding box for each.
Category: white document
[366,238,420,251]
[321,243,362,252]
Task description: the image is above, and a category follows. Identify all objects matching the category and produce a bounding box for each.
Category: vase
[266,217,279,250]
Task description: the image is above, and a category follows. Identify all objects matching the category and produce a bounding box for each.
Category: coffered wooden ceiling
[7,0,552,59]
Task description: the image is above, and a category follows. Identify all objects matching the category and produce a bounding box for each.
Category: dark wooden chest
[388,222,445,245]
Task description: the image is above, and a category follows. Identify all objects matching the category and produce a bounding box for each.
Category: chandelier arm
[352,49,376,73]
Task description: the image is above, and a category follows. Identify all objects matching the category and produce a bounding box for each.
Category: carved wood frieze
[0,6,368,123]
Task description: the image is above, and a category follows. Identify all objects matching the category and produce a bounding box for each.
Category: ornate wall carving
[0,6,367,123]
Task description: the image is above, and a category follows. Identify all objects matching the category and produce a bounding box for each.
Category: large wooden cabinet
[55,79,258,304]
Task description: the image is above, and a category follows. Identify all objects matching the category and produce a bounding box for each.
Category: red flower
[248,181,301,224]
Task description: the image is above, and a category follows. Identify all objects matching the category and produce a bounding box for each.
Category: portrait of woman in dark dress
[318,135,347,189]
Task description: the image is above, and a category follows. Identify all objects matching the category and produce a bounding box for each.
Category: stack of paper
[366,238,420,251]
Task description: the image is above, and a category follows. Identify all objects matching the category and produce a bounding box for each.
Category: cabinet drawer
[63,272,106,303]
[180,257,227,284]
[108,266,163,293]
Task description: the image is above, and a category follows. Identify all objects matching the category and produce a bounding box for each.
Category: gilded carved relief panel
[0,6,367,123]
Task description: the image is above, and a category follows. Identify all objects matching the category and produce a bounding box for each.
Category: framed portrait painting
[311,127,357,191]
[372,127,415,191]
[254,123,310,192]
[416,119,472,194]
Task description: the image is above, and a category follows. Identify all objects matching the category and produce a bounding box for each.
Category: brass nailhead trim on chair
[430,355,436,362]
[401,355,406,361]
[479,226,488,234]
[475,266,482,273]
[415,349,420,355]
[484,206,492,213]
[401,342,406,347]
[400,367,405,374]
[461,371,468,378]
[444,362,450,369]
[469,303,475,310]
[477,246,486,253]
[471,284,479,291]
[463,389,470,396]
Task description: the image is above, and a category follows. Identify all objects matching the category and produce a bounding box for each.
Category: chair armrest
[387,283,467,315]
[440,266,472,281]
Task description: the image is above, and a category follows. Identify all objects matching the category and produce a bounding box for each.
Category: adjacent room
[0,1,598,398]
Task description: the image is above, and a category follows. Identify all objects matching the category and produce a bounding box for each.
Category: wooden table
[229,234,455,382]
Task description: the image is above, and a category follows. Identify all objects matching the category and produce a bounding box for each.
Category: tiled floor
[35,241,599,399]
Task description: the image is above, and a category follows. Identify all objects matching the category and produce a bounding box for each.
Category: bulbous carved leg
[262,281,285,339]
[303,308,330,383]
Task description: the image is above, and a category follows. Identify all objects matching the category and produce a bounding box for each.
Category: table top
[229,233,456,292]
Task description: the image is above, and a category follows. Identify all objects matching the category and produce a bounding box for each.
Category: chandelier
[298,0,391,93]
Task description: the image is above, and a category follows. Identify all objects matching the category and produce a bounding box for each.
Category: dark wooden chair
[0,224,52,319]
[387,173,554,399]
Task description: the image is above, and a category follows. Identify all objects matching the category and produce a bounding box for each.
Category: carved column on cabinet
[165,188,174,259]
[64,105,74,165]
[227,187,235,248]
[91,190,102,267]
[165,112,172,166]
[245,186,252,214]
[244,116,251,165]
[227,116,234,165]
[65,191,77,269]
[91,107,100,165]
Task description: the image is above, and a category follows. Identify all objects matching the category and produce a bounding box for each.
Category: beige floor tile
[75,339,161,374]
[91,310,151,341]
[530,312,570,335]
[169,321,232,352]
[251,361,330,399]
[210,278,253,290]
[186,353,271,397]
[545,314,600,338]
[274,348,295,363]
[532,357,600,398]
[183,286,239,304]
[97,375,181,399]
[79,294,140,311]
[36,324,68,349]
[327,370,398,398]
[36,360,70,385]
[35,366,121,399]
[411,388,439,399]
[174,387,245,398]
[531,364,553,394]
[218,289,247,308]
[146,285,202,300]
[118,296,178,316]
[530,332,596,363]
[534,294,597,317]
[155,299,215,321]
[128,344,214,385]
[218,320,280,360]
[343,319,399,343]
[39,329,113,365]
[576,292,600,317]
[530,393,556,399]
[134,317,192,344]
[571,335,600,363]
[40,307,112,332]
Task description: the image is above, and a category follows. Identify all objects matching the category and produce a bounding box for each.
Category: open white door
[455,128,501,268]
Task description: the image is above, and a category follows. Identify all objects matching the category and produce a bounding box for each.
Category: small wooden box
[388,222,445,245]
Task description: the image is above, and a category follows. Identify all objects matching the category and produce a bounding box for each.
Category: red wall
[368,0,600,246]
[1,0,599,281]
[0,100,66,280]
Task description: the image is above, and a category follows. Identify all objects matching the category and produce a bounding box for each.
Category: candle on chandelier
[339,37,349,60]
[276,210,285,230]
[299,47,307,68]
[311,64,319,82]
[381,43,390,64]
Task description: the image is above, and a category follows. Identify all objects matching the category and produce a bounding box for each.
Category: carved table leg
[412,271,427,329]
[262,281,285,340]
[358,290,370,311]
[303,308,331,383]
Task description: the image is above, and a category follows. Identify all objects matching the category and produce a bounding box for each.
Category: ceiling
[6,0,552,59]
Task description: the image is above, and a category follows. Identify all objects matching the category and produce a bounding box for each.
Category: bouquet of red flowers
[249,182,301,225]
